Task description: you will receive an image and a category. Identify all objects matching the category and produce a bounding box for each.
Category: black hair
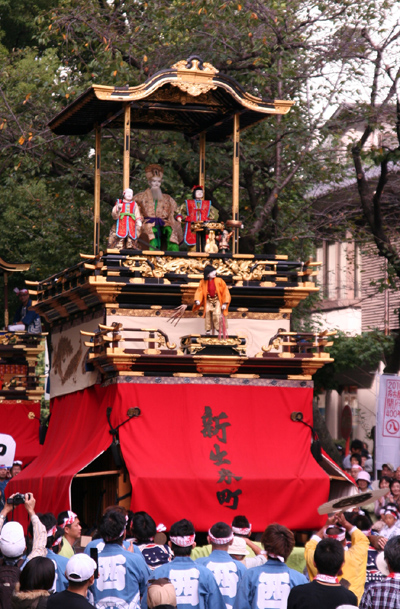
[52,529,64,554]
[126,510,135,538]
[350,439,363,452]
[314,538,344,576]
[350,454,362,465]
[232,515,250,529]
[169,519,195,557]
[390,479,400,491]
[19,557,55,592]
[209,522,232,544]
[380,476,393,487]
[325,526,345,537]
[68,578,92,589]
[32,513,57,550]
[57,511,70,526]
[351,514,372,531]
[99,509,126,545]
[132,511,156,543]
[385,536,400,572]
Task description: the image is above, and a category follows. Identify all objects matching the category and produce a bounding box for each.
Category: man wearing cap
[196,522,246,609]
[92,508,150,609]
[228,537,267,569]
[304,511,369,603]
[8,288,41,333]
[142,519,225,609]
[0,493,46,573]
[133,164,183,251]
[108,188,143,250]
[177,185,218,251]
[47,553,97,609]
[194,265,230,335]
[57,511,82,559]
[360,535,400,609]
[234,523,306,609]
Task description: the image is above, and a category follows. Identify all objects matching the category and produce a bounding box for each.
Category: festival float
[6,57,354,532]
[0,258,44,466]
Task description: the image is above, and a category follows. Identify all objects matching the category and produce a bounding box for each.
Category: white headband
[268,553,285,562]
[232,526,251,536]
[47,525,58,538]
[208,529,234,545]
[61,511,77,528]
[385,508,399,519]
[170,534,195,547]
[324,526,346,542]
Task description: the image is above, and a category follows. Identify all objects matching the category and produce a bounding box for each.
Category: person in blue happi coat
[91,507,150,609]
[84,506,145,561]
[142,519,226,609]
[196,522,246,609]
[233,523,307,609]
[31,512,69,593]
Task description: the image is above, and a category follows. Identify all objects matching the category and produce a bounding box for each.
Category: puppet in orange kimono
[108,188,142,249]
[193,265,231,335]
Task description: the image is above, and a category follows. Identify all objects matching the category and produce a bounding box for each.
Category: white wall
[312,306,361,335]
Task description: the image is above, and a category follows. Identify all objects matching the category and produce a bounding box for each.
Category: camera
[6,493,25,506]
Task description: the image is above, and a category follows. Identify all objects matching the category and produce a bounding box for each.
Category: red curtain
[1,400,41,465]
[6,386,112,518]
[116,383,329,530]
[7,383,329,531]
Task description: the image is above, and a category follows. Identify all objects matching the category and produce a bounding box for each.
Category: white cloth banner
[376,374,400,471]
[0,434,16,467]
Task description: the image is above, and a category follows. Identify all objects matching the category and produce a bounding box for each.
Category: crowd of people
[340,440,400,542]
[2,437,400,609]
[0,480,399,609]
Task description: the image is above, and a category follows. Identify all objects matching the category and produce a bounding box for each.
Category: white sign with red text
[376,374,400,471]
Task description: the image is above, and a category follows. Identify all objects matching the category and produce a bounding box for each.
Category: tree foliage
[1,0,400,328]
[313,330,395,393]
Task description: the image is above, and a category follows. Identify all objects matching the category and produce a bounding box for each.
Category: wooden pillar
[199,132,206,190]
[4,272,8,328]
[94,125,101,255]
[232,113,240,254]
[123,104,131,192]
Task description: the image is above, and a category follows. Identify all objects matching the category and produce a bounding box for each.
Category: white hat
[357,471,371,483]
[65,554,97,582]
[228,536,249,556]
[0,522,26,557]
[376,551,390,576]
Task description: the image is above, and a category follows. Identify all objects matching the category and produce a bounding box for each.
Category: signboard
[0,434,16,467]
[376,374,400,471]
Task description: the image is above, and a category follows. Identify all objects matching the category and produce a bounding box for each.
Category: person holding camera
[0,493,47,609]
[0,494,47,562]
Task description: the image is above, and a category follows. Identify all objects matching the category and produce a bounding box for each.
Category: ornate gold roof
[0,257,31,275]
[49,56,294,142]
